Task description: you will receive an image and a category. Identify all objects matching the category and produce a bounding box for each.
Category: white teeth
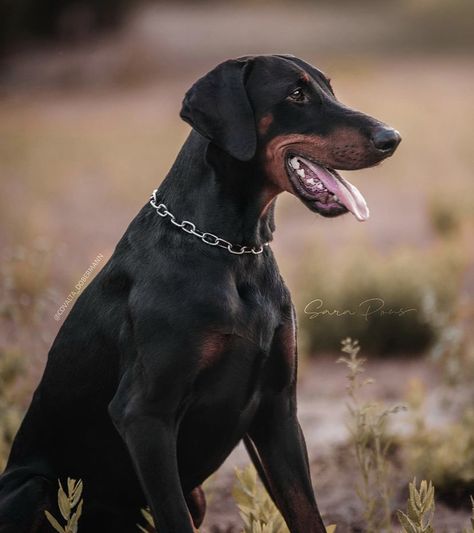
[296,169,305,178]
[333,195,339,202]
[306,178,315,185]
[290,157,300,170]
[316,182,324,190]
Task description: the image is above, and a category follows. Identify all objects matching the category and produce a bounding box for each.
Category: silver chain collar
[150,189,269,255]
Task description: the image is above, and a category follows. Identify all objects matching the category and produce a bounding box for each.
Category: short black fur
[0,54,400,533]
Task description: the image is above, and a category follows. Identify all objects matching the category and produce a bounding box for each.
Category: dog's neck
[157,131,276,247]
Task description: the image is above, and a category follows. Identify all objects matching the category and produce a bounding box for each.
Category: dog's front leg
[245,394,326,533]
[243,319,327,533]
[108,369,196,533]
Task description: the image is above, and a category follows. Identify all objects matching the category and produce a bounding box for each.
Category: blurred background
[0,0,473,531]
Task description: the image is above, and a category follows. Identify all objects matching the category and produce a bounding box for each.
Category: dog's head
[180,55,401,221]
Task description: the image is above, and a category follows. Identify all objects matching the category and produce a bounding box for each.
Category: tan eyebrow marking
[299,71,310,83]
[258,113,273,135]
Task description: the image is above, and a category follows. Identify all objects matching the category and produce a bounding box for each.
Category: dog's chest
[176,269,294,479]
[190,277,293,407]
[179,332,277,463]
[175,258,293,403]
[178,312,295,480]
[196,275,284,358]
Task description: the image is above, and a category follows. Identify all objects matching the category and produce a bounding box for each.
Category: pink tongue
[300,158,370,222]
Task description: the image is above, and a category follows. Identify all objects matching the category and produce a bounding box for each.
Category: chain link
[150,189,269,255]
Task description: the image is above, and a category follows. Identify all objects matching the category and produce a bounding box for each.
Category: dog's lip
[285,153,370,222]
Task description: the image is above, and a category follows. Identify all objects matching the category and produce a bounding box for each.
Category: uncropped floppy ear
[180,58,256,161]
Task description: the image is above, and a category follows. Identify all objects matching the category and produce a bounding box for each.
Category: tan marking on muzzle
[262,129,372,192]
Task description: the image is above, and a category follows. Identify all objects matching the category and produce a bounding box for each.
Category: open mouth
[286,155,370,221]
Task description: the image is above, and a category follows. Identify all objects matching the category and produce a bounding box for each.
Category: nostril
[371,127,401,152]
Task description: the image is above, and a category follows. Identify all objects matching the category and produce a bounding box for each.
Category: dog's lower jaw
[286,154,370,221]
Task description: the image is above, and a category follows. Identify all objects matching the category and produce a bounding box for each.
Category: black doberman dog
[0,55,400,533]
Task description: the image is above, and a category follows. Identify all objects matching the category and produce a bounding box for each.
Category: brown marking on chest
[258,113,274,135]
[198,333,230,369]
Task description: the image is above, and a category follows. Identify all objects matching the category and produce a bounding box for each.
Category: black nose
[371,127,401,154]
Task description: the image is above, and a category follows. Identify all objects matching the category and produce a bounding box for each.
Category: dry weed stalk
[233,464,336,533]
[44,478,83,533]
[337,338,403,533]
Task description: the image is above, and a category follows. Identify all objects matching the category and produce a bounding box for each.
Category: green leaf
[44,510,65,533]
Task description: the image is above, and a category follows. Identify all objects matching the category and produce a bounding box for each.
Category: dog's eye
[288,88,306,102]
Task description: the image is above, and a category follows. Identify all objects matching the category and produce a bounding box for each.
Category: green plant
[233,464,336,533]
[338,338,403,532]
[397,479,435,533]
[44,478,83,533]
